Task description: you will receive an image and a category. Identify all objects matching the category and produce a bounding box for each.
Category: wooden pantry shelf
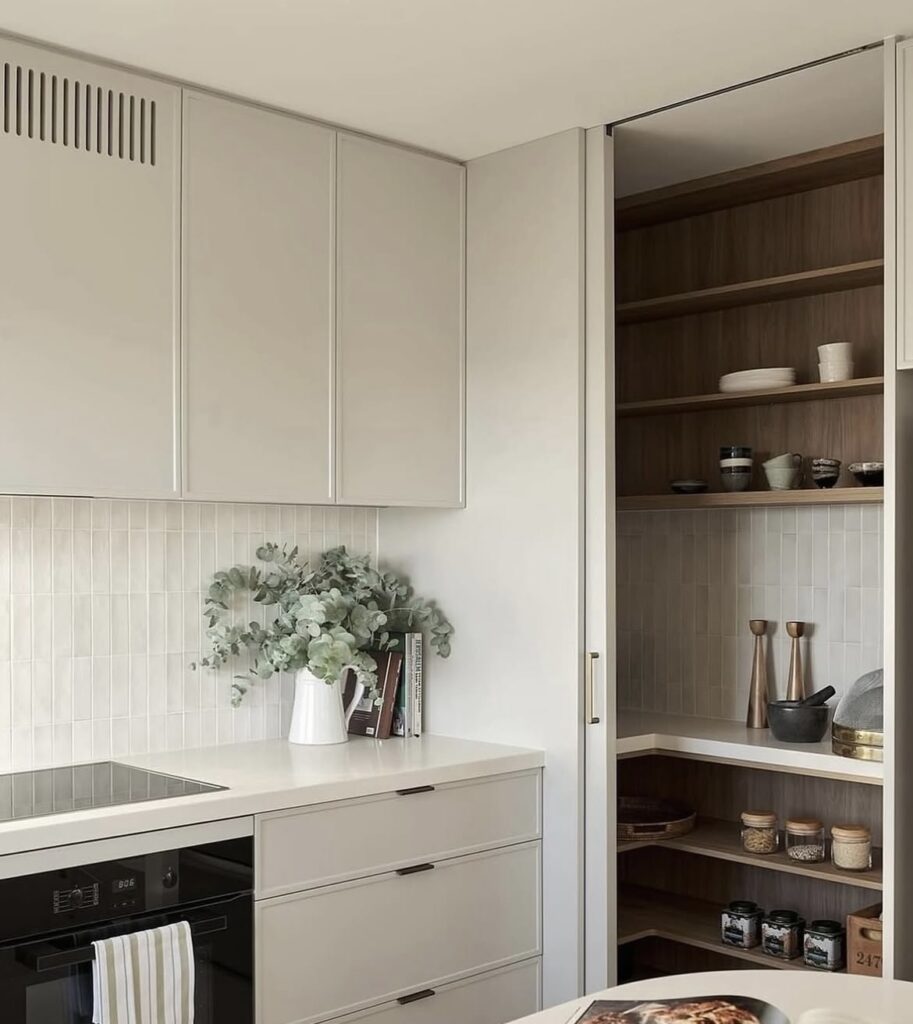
[615,135,884,231]
[617,712,884,784]
[617,487,883,512]
[617,817,883,891]
[618,885,820,971]
[615,259,884,325]
[617,377,884,417]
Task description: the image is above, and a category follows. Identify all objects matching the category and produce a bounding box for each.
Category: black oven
[0,834,253,1024]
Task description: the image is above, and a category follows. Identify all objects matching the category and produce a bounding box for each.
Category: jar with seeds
[786,818,826,863]
[831,824,872,872]
[740,810,779,855]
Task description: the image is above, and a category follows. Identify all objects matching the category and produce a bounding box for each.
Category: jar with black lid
[762,909,805,960]
[804,919,846,971]
[721,900,763,949]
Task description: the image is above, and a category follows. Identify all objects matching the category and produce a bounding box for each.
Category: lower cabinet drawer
[256,769,541,897]
[256,842,541,1024]
[331,959,541,1024]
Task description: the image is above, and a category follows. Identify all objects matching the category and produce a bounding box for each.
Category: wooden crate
[847,902,883,976]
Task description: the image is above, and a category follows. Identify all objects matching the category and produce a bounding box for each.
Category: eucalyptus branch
[192,545,453,706]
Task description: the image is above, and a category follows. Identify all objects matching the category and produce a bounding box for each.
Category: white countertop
[513,971,911,1023]
[0,735,544,857]
[618,710,883,783]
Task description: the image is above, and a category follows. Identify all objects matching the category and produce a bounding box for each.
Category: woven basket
[617,796,696,841]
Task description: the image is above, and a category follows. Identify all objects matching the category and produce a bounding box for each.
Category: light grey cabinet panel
[256,842,541,1024]
[255,770,541,898]
[0,39,180,497]
[331,960,541,1024]
[182,92,335,502]
[336,134,465,507]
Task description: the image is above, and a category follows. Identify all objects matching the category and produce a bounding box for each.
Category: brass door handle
[586,651,600,725]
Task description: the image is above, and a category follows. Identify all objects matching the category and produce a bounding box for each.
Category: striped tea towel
[92,921,195,1024]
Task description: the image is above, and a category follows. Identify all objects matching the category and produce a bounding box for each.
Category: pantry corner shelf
[617,711,884,784]
[617,487,883,511]
[618,885,826,972]
[615,259,884,325]
[617,376,884,417]
[617,816,883,891]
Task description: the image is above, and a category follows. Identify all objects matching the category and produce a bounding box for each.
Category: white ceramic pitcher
[288,667,365,745]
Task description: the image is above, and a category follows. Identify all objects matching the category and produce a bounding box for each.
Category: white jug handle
[342,673,365,728]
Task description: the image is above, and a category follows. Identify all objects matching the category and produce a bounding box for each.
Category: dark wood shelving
[616,259,884,325]
[616,134,883,231]
[616,488,883,511]
[618,886,825,972]
[617,376,884,417]
[617,817,883,891]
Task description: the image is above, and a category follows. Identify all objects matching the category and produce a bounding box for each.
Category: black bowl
[767,702,830,743]
[849,462,884,487]
[671,479,708,495]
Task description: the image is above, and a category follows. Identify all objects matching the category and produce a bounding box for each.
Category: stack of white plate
[719,367,797,393]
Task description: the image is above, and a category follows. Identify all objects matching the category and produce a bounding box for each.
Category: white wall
[379,128,586,1006]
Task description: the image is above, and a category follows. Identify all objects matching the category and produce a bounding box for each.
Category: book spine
[403,638,413,739]
[411,633,423,737]
[375,652,402,739]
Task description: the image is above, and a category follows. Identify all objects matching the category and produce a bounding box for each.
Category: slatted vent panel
[1,60,156,165]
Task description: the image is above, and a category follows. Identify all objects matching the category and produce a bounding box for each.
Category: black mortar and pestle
[768,686,836,743]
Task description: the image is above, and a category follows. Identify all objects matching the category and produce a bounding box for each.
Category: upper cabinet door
[182,93,335,503]
[897,39,913,369]
[336,134,465,507]
[0,40,180,497]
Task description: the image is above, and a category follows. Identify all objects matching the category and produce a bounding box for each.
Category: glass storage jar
[740,810,779,855]
[762,909,805,960]
[831,824,872,871]
[785,818,826,863]
[804,919,846,971]
[721,900,763,949]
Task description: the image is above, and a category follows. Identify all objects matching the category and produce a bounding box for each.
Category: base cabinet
[254,772,542,1024]
[329,960,541,1024]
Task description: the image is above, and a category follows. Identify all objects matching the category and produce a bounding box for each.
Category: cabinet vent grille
[1,61,156,165]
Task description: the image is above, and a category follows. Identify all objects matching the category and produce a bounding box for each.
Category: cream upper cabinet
[0,39,180,498]
[898,39,913,369]
[336,134,465,507]
[182,92,335,502]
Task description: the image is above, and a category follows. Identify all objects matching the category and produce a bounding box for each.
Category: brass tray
[832,722,883,747]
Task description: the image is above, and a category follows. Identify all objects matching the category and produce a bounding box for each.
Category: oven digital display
[111,877,138,894]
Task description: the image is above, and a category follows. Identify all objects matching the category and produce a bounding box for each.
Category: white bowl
[819,362,854,382]
[818,342,853,360]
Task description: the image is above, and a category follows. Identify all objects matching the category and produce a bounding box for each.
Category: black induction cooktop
[0,761,225,823]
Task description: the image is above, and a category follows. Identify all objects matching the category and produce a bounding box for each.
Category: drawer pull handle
[396,862,435,876]
[397,989,436,1005]
[396,785,435,796]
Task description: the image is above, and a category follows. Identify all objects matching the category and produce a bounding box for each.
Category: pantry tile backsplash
[617,505,883,721]
[0,496,378,771]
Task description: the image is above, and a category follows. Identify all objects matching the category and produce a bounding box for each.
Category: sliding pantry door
[583,125,617,993]
[883,34,913,983]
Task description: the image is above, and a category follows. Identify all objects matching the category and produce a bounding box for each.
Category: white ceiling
[0,1,910,160]
[615,47,885,196]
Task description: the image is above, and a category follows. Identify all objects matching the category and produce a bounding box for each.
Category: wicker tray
[617,797,696,841]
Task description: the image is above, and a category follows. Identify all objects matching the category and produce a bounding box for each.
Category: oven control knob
[162,867,178,889]
[70,888,84,908]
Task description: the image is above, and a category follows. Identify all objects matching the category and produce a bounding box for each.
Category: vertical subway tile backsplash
[617,505,883,722]
[0,496,378,771]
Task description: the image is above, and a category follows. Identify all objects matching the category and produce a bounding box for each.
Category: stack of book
[342,632,423,740]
